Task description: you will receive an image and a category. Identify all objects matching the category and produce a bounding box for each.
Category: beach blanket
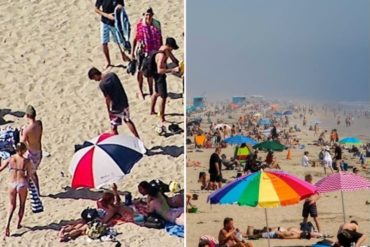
[114,6,131,52]
[0,151,10,160]
[165,223,184,238]
[29,180,43,213]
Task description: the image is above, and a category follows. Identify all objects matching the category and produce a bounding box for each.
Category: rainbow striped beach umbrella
[208,170,317,246]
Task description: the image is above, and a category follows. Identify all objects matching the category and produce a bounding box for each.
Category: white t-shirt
[302,155,310,167]
[323,151,332,162]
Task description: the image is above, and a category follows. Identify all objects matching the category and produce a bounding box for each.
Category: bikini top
[8,158,26,173]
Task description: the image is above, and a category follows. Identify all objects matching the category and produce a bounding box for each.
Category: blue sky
[186,0,369,102]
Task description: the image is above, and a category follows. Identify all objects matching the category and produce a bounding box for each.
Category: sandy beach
[186,102,370,247]
[0,0,184,246]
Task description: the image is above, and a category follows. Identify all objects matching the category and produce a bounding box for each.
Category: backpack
[300,221,315,232]
[319,151,324,160]
[142,51,164,77]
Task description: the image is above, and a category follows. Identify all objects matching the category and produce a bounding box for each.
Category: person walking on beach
[208,147,222,190]
[322,146,334,175]
[150,37,180,123]
[88,67,140,138]
[95,0,130,69]
[0,143,33,239]
[302,174,321,233]
[21,105,43,195]
[131,7,163,99]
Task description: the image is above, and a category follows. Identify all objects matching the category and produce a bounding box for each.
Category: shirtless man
[335,221,367,247]
[218,217,253,247]
[21,105,43,195]
[150,37,180,122]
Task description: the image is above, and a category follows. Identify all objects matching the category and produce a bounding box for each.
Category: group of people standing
[92,1,181,129]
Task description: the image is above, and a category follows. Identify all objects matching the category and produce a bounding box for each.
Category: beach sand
[0,0,184,246]
[187,105,370,247]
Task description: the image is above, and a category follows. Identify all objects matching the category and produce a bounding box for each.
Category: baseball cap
[26,105,36,118]
[166,37,179,50]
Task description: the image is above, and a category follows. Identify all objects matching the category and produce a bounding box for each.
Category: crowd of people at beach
[187,102,369,247]
[0,0,184,242]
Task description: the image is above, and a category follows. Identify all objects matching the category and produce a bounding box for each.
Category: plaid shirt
[135,18,162,54]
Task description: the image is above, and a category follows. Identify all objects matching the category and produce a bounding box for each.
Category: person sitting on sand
[138,180,184,208]
[221,154,240,170]
[88,67,140,138]
[218,217,254,247]
[97,183,134,224]
[146,185,184,225]
[334,220,367,247]
[0,143,33,239]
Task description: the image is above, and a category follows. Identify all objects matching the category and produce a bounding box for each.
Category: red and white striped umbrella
[69,133,146,189]
[315,172,370,222]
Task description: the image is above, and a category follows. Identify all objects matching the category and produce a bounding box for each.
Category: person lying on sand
[58,208,104,242]
[97,183,134,224]
[246,225,323,240]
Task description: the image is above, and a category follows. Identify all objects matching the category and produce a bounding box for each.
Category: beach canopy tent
[208,170,317,247]
[315,172,370,222]
[339,137,362,146]
[193,97,205,109]
[69,133,146,189]
[186,105,197,114]
[232,96,246,105]
[253,140,287,152]
[258,118,271,126]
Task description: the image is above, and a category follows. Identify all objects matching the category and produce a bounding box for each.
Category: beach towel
[165,223,184,238]
[0,128,18,154]
[28,179,43,213]
[114,6,131,52]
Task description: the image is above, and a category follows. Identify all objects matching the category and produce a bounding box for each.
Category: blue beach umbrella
[224,135,257,145]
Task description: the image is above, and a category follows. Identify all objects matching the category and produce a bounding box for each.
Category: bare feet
[121,52,130,62]
[17,224,22,229]
[136,92,145,100]
[4,228,10,239]
[103,63,112,70]
[150,111,158,115]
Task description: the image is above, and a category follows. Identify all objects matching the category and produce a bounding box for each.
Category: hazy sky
[187,0,369,102]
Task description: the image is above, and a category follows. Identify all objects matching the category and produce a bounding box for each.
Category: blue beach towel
[114,7,131,52]
[165,223,184,238]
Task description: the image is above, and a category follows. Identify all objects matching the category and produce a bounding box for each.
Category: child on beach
[302,174,321,233]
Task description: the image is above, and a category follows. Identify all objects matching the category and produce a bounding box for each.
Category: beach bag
[29,179,43,213]
[300,221,315,232]
[142,51,163,77]
[86,219,107,239]
[319,151,324,160]
[81,208,99,223]
[150,179,170,193]
[144,214,166,229]
[168,123,183,134]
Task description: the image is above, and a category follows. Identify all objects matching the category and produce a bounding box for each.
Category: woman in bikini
[0,142,33,239]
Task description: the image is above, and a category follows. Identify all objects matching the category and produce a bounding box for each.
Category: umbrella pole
[264,208,271,247]
[341,190,346,223]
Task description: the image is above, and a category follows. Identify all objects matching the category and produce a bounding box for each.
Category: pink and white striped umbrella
[315,172,370,222]
[315,172,370,193]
